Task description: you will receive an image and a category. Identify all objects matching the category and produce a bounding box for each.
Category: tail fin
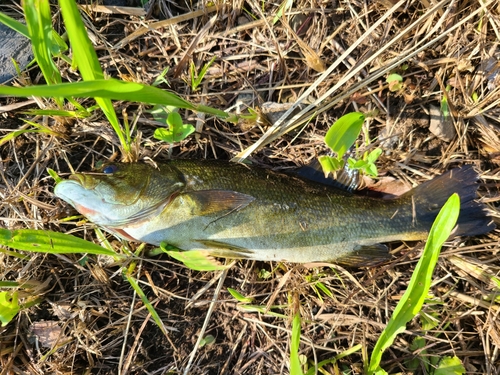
[408,165,495,236]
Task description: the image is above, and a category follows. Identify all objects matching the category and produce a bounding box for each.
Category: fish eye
[102,165,118,174]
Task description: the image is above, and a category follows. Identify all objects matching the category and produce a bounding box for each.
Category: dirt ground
[1,0,500,374]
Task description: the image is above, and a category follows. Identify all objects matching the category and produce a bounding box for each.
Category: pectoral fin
[183,190,255,216]
[334,244,391,267]
[196,239,254,259]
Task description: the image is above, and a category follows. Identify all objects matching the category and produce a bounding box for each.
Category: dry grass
[1,0,500,374]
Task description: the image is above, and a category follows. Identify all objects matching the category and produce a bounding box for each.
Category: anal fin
[334,244,391,267]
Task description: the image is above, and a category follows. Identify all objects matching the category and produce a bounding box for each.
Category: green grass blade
[58,0,103,80]
[0,79,228,117]
[23,0,62,87]
[0,11,68,64]
[0,12,29,38]
[123,272,170,336]
[58,0,128,151]
[367,193,460,374]
[290,310,304,375]
[0,228,122,259]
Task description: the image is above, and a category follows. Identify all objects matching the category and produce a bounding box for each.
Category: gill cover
[54,162,185,227]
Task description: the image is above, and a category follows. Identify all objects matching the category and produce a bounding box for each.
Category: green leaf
[367,148,383,163]
[0,291,19,326]
[386,73,403,92]
[59,0,129,151]
[167,111,183,127]
[290,310,303,375]
[227,288,253,303]
[367,193,460,373]
[123,272,170,336]
[160,243,229,271]
[318,155,342,175]
[407,337,427,372]
[386,73,403,83]
[47,168,62,183]
[324,112,365,159]
[198,334,215,347]
[0,79,229,117]
[434,356,465,375]
[364,163,377,177]
[23,0,62,86]
[0,228,121,258]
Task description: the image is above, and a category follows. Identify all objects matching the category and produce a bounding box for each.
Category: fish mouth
[68,174,99,189]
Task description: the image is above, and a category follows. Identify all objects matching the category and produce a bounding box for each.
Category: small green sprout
[190,56,216,91]
[347,148,383,177]
[153,110,195,143]
[152,67,170,87]
[227,288,254,304]
[386,73,403,92]
[198,334,215,348]
[320,112,382,178]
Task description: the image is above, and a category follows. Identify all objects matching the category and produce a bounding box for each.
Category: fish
[54,160,495,266]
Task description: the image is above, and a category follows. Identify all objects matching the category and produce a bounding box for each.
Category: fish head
[54,162,184,228]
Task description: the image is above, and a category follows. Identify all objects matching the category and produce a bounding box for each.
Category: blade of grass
[0,79,228,117]
[123,272,170,336]
[0,11,68,59]
[0,228,123,259]
[0,11,29,37]
[290,309,304,375]
[58,0,129,153]
[367,193,460,374]
[23,0,62,87]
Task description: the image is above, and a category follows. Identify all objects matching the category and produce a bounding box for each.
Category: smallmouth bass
[54,160,494,266]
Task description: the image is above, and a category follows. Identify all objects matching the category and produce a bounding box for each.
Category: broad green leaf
[324,112,365,159]
[0,291,19,326]
[198,334,216,347]
[0,228,121,258]
[434,356,465,375]
[367,193,460,373]
[154,124,195,143]
[386,73,402,83]
[160,243,229,271]
[167,111,183,127]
